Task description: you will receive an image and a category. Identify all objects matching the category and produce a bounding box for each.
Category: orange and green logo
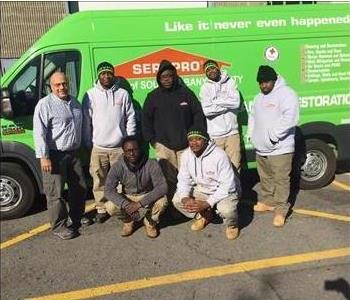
[114,48,230,79]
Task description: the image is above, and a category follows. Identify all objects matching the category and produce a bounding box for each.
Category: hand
[183,199,210,213]
[40,158,52,173]
[124,201,142,216]
[181,197,194,206]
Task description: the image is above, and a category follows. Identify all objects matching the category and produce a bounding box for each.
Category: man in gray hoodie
[83,62,136,223]
[200,60,241,172]
[248,65,299,227]
[104,136,168,238]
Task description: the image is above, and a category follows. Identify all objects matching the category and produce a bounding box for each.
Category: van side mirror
[0,88,14,119]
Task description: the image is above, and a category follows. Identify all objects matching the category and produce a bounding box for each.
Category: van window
[43,51,81,98]
[8,55,41,116]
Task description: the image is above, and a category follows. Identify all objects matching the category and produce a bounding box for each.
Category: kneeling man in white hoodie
[173,128,240,240]
[248,65,299,227]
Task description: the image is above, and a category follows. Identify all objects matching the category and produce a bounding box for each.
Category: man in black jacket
[104,136,168,238]
[142,60,206,200]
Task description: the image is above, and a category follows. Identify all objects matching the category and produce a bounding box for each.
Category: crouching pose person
[173,128,240,240]
[104,136,168,238]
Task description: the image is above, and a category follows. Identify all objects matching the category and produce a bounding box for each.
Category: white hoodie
[248,76,299,156]
[200,70,240,138]
[82,80,136,149]
[177,140,240,207]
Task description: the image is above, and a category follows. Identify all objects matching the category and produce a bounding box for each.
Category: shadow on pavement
[324,278,350,300]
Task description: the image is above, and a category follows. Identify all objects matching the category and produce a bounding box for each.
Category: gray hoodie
[104,156,168,208]
[82,80,136,149]
[200,71,240,138]
[248,76,299,156]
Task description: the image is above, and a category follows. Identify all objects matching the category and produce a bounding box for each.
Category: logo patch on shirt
[206,170,215,176]
[264,102,276,108]
[179,102,188,106]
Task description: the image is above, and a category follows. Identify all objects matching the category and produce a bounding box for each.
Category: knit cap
[187,128,209,140]
[97,61,114,77]
[203,60,219,72]
[256,65,277,83]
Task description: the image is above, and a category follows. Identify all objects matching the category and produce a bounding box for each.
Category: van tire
[300,139,336,190]
[0,162,35,219]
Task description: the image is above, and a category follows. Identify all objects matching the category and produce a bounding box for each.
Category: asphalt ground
[1,172,349,300]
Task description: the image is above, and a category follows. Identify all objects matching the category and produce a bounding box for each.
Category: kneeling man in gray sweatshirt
[104,136,168,238]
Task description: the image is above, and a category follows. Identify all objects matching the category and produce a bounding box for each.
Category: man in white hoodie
[173,128,240,240]
[248,65,299,227]
[83,61,136,223]
[200,60,241,172]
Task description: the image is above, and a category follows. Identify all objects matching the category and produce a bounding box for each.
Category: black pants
[42,150,87,231]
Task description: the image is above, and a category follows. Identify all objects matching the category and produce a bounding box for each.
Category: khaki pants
[89,146,123,213]
[172,190,238,227]
[154,143,184,200]
[105,193,168,226]
[256,153,293,216]
[214,134,241,172]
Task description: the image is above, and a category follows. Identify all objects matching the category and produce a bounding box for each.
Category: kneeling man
[104,136,168,238]
[173,128,240,240]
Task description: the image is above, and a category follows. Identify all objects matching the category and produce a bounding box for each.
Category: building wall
[0,2,67,59]
[77,1,207,11]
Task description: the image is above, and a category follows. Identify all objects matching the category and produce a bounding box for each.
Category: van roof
[36,4,349,46]
[2,3,349,82]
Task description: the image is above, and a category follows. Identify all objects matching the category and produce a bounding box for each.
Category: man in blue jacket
[33,72,86,240]
[248,66,299,227]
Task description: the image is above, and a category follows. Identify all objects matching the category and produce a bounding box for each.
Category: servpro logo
[114,48,230,79]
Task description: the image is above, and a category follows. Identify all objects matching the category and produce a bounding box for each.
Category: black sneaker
[53,227,79,240]
[93,212,110,224]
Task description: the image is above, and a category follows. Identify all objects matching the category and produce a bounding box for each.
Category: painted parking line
[27,247,350,300]
[331,180,350,192]
[0,203,96,250]
[293,209,350,222]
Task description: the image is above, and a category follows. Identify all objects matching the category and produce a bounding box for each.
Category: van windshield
[7,50,81,117]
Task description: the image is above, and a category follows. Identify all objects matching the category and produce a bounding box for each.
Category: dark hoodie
[142,60,206,151]
[104,153,168,208]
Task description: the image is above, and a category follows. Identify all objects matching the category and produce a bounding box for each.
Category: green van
[1,4,349,219]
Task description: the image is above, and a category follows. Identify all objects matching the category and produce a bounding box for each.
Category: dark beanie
[187,127,209,141]
[256,65,277,83]
[97,61,114,76]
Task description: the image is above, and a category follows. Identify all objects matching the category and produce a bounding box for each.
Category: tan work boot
[273,213,285,227]
[253,202,275,212]
[191,216,210,231]
[120,221,134,237]
[144,223,158,238]
[226,226,239,240]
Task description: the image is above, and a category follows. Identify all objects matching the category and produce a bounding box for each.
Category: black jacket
[142,60,206,151]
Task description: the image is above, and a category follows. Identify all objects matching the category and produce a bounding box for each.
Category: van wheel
[0,162,35,219]
[300,139,336,190]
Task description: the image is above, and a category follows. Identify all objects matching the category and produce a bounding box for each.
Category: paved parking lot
[1,173,349,300]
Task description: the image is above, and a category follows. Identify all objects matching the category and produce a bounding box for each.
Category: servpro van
[1,4,349,218]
